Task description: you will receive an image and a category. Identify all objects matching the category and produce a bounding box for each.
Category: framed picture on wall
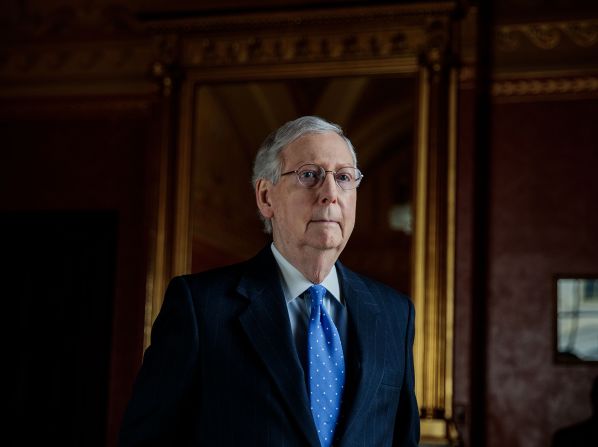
[555,276,598,363]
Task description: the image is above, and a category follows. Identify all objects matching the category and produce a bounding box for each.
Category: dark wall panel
[454,86,476,446]
[487,97,598,447]
[0,100,162,447]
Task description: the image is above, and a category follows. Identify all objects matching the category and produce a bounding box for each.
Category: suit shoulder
[364,275,413,310]
[168,259,250,296]
[340,263,413,308]
[361,273,409,299]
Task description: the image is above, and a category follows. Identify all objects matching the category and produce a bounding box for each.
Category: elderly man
[119,116,419,446]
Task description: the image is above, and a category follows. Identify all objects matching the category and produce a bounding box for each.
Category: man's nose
[318,171,338,204]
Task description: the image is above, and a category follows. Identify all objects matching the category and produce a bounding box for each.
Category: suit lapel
[236,247,320,447]
[336,262,385,443]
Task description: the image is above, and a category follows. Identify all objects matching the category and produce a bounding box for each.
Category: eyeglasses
[280,163,364,190]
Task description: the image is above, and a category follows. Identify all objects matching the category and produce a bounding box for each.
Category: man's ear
[255,178,274,219]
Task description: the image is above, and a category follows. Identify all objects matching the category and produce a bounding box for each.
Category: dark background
[1,1,598,447]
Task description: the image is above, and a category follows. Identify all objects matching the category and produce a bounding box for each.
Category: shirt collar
[270,242,342,305]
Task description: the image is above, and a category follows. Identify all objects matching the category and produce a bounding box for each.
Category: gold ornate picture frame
[146,3,460,443]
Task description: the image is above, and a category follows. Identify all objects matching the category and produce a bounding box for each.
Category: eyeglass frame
[279,163,364,190]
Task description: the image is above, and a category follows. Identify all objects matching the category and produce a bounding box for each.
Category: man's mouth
[310,219,340,226]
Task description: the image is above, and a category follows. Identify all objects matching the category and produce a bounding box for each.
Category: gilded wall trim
[0,4,154,89]
[182,30,419,68]
[0,4,142,39]
[497,19,598,51]
[493,76,598,97]
[0,42,152,76]
[145,4,456,69]
[0,8,178,96]
[146,3,455,33]
[459,15,598,97]
[494,18,598,76]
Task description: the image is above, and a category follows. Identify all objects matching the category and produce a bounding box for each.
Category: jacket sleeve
[118,276,201,446]
[393,299,420,446]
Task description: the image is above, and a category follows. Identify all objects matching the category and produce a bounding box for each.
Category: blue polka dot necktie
[307,284,345,447]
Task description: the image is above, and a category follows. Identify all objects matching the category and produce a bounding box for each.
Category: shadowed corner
[551,376,598,447]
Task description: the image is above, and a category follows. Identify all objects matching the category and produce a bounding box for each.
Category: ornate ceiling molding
[493,76,598,97]
[0,3,457,92]
[497,20,598,51]
[171,5,454,69]
[0,35,179,97]
[0,38,166,98]
[181,29,421,68]
[144,3,455,34]
[0,4,174,95]
[0,41,152,77]
[494,18,598,77]
[1,4,142,40]
[489,17,598,93]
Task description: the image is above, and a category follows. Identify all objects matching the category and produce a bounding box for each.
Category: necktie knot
[308,284,327,309]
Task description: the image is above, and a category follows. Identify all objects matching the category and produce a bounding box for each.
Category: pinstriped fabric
[119,247,419,447]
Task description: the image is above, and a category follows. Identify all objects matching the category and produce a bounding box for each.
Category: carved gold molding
[497,19,598,51]
[413,48,459,447]
[493,76,598,96]
[1,4,141,38]
[146,3,455,33]
[0,37,172,99]
[0,41,153,78]
[0,8,176,97]
[146,4,456,70]
[459,14,598,97]
[494,18,598,76]
[182,29,419,68]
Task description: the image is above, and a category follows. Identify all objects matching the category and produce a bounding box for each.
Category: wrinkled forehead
[279,131,355,167]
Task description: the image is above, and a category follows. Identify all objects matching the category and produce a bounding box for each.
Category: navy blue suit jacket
[119,246,419,446]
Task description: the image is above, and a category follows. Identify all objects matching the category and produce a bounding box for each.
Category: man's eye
[336,173,353,183]
[299,170,318,179]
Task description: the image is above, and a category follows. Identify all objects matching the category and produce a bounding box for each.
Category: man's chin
[306,235,344,252]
